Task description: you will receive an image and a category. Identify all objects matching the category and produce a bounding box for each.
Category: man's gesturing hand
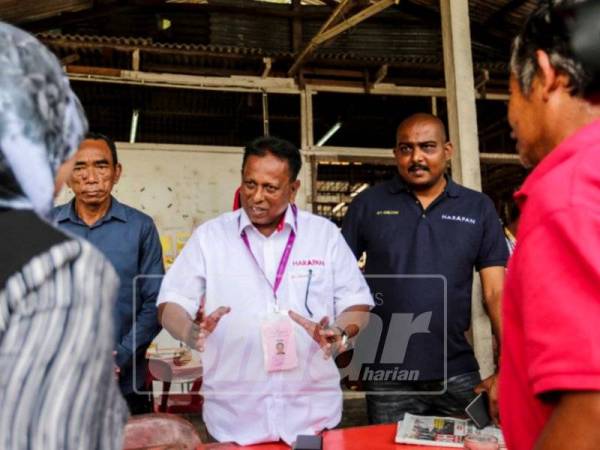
[184,306,231,352]
[288,310,348,359]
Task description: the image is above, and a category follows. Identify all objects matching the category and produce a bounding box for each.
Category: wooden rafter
[292,0,303,52]
[288,0,353,77]
[288,0,398,77]
[261,57,273,78]
[373,64,388,84]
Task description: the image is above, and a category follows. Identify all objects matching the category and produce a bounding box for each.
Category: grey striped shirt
[0,238,128,449]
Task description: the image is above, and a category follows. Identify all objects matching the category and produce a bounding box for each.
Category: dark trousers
[365,371,481,424]
[124,391,153,415]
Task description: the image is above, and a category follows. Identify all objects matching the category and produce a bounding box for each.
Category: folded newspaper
[395,413,505,448]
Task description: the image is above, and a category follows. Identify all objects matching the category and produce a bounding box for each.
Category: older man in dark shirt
[52,133,163,414]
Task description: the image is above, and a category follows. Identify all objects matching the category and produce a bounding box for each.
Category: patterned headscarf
[0,22,87,216]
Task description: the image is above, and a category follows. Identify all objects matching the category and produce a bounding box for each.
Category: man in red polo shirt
[500,2,600,449]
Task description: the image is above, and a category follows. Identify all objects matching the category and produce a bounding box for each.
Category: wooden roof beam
[262,57,273,78]
[288,0,398,77]
[374,63,388,84]
[288,0,354,77]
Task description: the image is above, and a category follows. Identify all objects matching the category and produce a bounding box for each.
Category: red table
[201,424,449,449]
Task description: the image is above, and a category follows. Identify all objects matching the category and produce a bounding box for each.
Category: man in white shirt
[157,136,373,445]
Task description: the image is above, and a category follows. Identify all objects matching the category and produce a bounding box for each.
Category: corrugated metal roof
[39,31,510,75]
[27,0,537,88]
[32,33,327,60]
[408,0,536,28]
[0,0,92,23]
[210,13,292,51]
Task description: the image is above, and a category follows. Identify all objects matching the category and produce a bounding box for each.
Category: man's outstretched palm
[288,310,346,358]
[186,305,231,352]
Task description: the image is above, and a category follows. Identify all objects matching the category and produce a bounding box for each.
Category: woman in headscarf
[0,22,128,449]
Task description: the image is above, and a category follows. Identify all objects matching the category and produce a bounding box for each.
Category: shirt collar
[55,200,78,223]
[238,204,297,236]
[56,196,127,224]
[388,173,460,198]
[515,118,600,208]
[106,196,128,222]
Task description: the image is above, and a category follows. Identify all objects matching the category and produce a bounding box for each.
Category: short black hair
[85,132,118,166]
[510,0,593,97]
[242,136,302,181]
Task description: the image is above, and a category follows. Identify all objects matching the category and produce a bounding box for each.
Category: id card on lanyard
[241,205,299,372]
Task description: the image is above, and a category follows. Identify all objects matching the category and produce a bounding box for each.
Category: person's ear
[535,50,566,100]
[290,179,301,202]
[113,163,123,184]
[444,141,454,164]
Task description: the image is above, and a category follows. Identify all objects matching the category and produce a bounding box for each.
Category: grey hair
[510,0,592,97]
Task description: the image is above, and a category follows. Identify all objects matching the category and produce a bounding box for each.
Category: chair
[147,357,204,414]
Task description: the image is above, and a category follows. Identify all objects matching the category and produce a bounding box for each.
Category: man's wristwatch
[334,326,349,348]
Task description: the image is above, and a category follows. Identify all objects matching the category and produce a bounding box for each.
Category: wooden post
[262,91,270,136]
[300,87,314,150]
[440,0,481,189]
[440,0,494,380]
[292,0,303,53]
[300,88,315,210]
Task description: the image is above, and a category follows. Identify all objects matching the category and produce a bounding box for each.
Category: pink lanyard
[240,205,298,302]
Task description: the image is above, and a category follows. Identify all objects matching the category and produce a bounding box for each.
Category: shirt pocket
[286,267,334,320]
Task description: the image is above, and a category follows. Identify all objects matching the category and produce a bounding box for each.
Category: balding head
[397,113,448,144]
[393,112,453,193]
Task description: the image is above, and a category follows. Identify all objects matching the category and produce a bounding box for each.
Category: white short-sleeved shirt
[157,206,373,445]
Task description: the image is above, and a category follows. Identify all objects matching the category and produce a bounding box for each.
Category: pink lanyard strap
[240,205,298,301]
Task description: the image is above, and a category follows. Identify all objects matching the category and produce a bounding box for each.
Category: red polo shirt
[499,119,600,450]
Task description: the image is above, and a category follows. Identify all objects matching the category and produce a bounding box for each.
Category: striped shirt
[0,210,128,449]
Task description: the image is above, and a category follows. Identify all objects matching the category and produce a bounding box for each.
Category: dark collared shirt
[51,197,164,394]
[342,175,507,382]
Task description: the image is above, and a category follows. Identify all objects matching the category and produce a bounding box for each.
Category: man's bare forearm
[535,392,600,450]
[485,294,502,343]
[157,303,193,343]
[480,266,505,344]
